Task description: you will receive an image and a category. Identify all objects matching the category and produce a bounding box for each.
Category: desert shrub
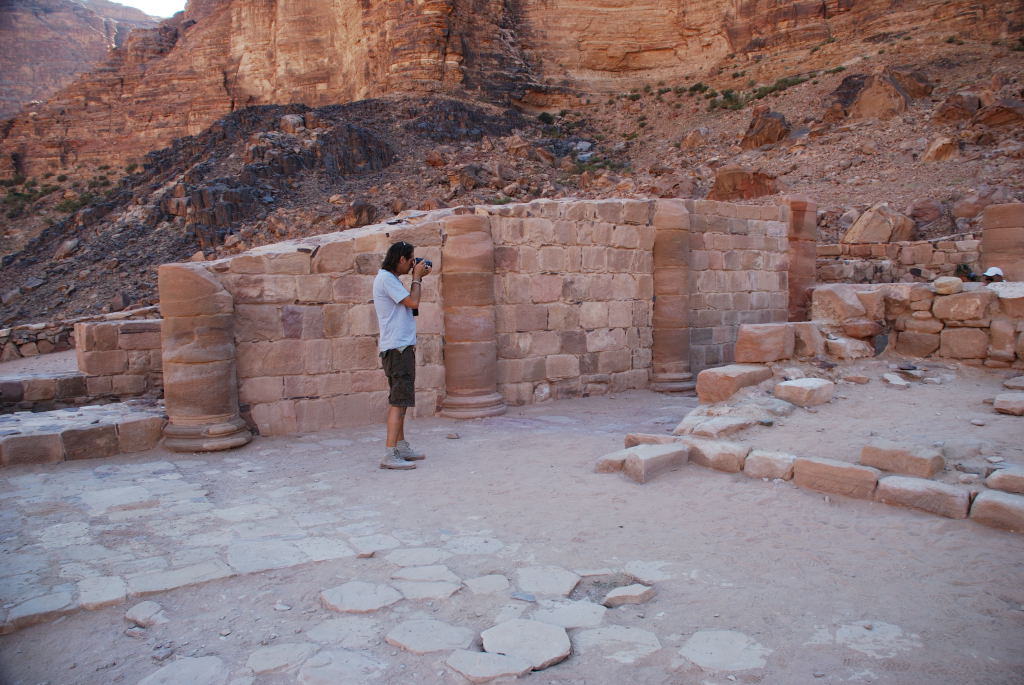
[538,112,555,125]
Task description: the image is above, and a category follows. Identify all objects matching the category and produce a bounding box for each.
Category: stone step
[0,371,92,413]
[0,401,167,466]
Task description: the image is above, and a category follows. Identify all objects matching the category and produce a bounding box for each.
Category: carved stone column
[784,195,818,322]
[649,200,695,393]
[439,214,507,418]
[158,263,252,452]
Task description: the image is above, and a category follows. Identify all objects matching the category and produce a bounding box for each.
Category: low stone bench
[0,402,167,466]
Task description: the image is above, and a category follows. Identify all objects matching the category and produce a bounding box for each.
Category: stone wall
[74,319,163,397]
[816,233,982,283]
[811,281,1024,368]
[816,204,1024,285]
[157,198,806,440]
[0,306,160,363]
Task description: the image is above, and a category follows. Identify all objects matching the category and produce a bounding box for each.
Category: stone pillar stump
[784,195,818,322]
[158,264,252,452]
[439,214,507,418]
[649,200,695,393]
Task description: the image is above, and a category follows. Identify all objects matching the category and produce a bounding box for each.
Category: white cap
[983,267,1003,277]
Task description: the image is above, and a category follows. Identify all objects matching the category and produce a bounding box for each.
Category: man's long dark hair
[382,241,414,273]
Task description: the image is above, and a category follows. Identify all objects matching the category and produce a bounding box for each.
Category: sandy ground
[0,349,78,375]
[0,371,1022,685]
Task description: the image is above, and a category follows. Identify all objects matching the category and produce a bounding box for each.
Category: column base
[162,416,252,453]
[649,372,696,394]
[440,392,507,419]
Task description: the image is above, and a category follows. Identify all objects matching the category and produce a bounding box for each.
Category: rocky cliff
[0,0,158,120]
[3,0,1021,177]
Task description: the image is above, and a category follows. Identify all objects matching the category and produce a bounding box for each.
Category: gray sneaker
[380,448,415,470]
[396,439,425,461]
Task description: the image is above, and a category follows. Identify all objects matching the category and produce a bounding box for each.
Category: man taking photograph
[372,240,432,469]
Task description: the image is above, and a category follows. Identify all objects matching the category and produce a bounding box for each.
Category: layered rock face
[2,0,1020,175]
[0,0,157,119]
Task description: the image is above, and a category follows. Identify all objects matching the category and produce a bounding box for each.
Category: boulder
[847,72,911,120]
[706,166,780,201]
[932,277,962,295]
[972,98,1024,128]
[953,185,1012,218]
[739,106,791,149]
[932,92,981,124]
[841,203,914,243]
[922,136,957,162]
[812,284,866,321]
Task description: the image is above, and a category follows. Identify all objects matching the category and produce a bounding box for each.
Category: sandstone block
[623,433,682,448]
[320,582,401,613]
[63,425,120,461]
[117,417,167,453]
[993,393,1024,416]
[875,476,970,519]
[932,291,995,321]
[986,466,1024,494]
[78,350,128,376]
[608,444,689,483]
[970,490,1024,532]
[679,437,750,473]
[939,328,988,359]
[895,331,940,357]
[696,364,772,403]
[825,336,874,359]
[932,277,963,295]
[446,650,532,683]
[812,284,866,321]
[774,378,834,407]
[841,203,914,243]
[743,449,795,480]
[791,322,825,357]
[793,457,880,499]
[859,439,944,477]
[734,323,794,362]
[0,433,64,466]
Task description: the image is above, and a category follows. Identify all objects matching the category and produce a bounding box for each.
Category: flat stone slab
[516,566,580,597]
[993,393,1024,416]
[391,565,460,583]
[444,536,505,555]
[623,560,674,583]
[446,649,533,683]
[246,642,318,674]
[481,618,571,670]
[296,649,384,683]
[383,547,451,566]
[774,378,835,407]
[385,618,474,654]
[743,449,795,480]
[530,599,606,628]
[986,466,1024,494]
[305,617,381,648]
[294,537,357,561]
[859,439,944,478]
[320,581,402,613]
[464,574,510,595]
[574,625,662,664]
[125,600,168,627]
[603,583,655,607]
[970,490,1024,532]
[78,575,127,610]
[348,534,401,558]
[1003,376,1024,390]
[127,560,235,596]
[685,415,757,438]
[227,540,309,573]
[607,443,689,483]
[137,656,230,685]
[678,630,772,671]
[793,457,880,499]
[875,476,971,519]
[5,589,75,630]
[392,580,461,600]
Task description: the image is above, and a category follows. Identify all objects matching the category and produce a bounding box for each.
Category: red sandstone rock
[774,378,834,407]
[706,167,780,201]
[793,457,880,499]
[734,323,794,362]
[970,490,1024,532]
[859,439,944,478]
[739,106,791,149]
[841,203,914,243]
[696,364,772,404]
[875,476,970,519]
[938,328,988,359]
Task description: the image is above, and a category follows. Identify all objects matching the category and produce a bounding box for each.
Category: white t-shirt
[372,269,416,352]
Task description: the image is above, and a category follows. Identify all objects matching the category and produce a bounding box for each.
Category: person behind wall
[982,266,1005,283]
[372,240,432,470]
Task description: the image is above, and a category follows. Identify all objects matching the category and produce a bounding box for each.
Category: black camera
[414,257,433,267]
